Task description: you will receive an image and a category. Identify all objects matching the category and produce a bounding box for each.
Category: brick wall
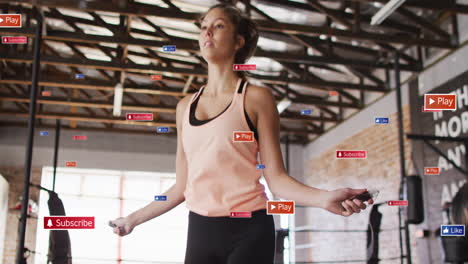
[1,167,42,264]
[297,105,420,264]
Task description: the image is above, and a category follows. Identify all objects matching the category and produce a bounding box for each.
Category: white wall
[0,126,178,172]
[0,174,8,264]
[419,43,468,96]
[305,82,410,160]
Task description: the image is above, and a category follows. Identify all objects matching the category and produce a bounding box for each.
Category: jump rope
[108,189,381,262]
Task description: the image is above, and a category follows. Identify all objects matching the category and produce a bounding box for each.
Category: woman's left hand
[322,188,374,217]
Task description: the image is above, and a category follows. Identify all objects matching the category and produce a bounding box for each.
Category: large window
[34,167,188,264]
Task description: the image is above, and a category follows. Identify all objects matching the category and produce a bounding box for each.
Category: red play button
[424,167,440,175]
[150,75,162,81]
[66,161,77,167]
[267,201,295,215]
[0,14,21,28]
[424,94,456,111]
[233,131,254,142]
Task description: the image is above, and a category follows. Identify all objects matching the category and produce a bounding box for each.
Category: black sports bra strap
[237,79,246,94]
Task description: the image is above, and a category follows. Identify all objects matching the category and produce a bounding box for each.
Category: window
[34,167,188,264]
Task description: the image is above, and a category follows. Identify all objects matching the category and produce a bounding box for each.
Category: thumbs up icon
[47,219,53,227]
[443,227,449,233]
[338,152,342,157]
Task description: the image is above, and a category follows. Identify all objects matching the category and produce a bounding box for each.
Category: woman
[439,183,468,263]
[110,4,373,263]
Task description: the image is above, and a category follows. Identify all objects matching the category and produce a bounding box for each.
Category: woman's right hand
[109,217,135,237]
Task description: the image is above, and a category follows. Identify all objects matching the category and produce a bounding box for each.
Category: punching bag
[47,191,72,264]
[407,175,424,224]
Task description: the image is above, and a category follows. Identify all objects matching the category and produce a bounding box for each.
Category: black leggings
[184,209,276,264]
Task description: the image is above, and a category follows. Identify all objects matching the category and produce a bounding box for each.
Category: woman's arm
[126,183,185,227]
[111,96,190,235]
[249,85,372,216]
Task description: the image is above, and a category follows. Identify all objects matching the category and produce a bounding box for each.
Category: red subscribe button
[44,216,95,229]
[126,113,153,121]
[72,135,87,140]
[233,64,256,71]
[267,201,295,215]
[388,200,408,206]
[336,150,367,159]
[230,212,251,218]
[2,36,27,44]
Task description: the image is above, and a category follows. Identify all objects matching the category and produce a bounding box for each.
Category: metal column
[15,9,43,264]
[394,52,412,264]
[52,119,61,192]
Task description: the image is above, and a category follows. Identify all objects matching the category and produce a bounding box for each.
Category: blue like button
[162,45,176,52]
[157,127,170,133]
[375,117,389,124]
[440,225,465,236]
[154,195,167,201]
[256,164,266,169]
[75,73,85,79]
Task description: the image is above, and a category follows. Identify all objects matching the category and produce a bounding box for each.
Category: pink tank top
[182,78,268,217]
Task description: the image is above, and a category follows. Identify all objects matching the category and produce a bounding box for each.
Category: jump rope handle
[353,188,380,202]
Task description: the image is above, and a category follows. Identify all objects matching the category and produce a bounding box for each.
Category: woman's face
[199,8,244,64]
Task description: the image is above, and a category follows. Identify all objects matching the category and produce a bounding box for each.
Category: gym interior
[0,0,467,263]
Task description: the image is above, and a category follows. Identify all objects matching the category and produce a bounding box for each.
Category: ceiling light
[277,97,292,114]
[371,0,406,25]
[319,34,327,40]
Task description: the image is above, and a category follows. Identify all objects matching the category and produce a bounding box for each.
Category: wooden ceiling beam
[4,1,454,48]
[0,110,177,127]
[328,0,468,14]
[255,48,417,71]
[1,53,386,92]
[0,78,188,97]
[397,7,451,40]
[1,25,416,71]
[249,73,385,92]
[0,94,177,114]
[0,121,307,144]
[6,0,198,20]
